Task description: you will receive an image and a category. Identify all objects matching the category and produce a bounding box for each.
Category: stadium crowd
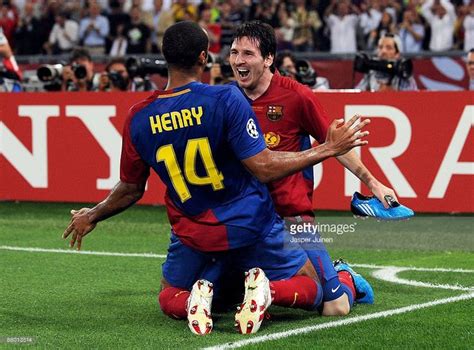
[1,0,473,56]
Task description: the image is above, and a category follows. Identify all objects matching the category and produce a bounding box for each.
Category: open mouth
[237,68,250,78]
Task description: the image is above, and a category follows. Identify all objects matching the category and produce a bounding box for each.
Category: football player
[63,21,369,335]
[228,21,398,315]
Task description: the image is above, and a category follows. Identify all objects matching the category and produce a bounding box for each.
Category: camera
[353,53,413,79]
[107,71,128,91]
[37,63,87,82]
[126,57,168,78]
[294,60,317,87]
[207,53,233,78]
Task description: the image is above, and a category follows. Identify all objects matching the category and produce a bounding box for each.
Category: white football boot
[187,279,214,335]
[235,268,272,334]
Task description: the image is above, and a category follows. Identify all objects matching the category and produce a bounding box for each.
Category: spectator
[171,0,197,22]
[356,34,418,91]
[61,47,98,91]
[0,27,22,92]
[106,0,130,53]
[421,0,456,51]
[218,0,243,53]
[151,0,174,53]
[98,56,130,91]
[325,0,359,53]
[109,22,127,56]
[463,3,474,51]
[399,7,425,52]
[359,0,383,49]
[79,2,110,55]
[123,6,150,53]
[199,7,221,54]
[275,3,295,51]
[367,10,396,50]
[275,50,330,90]
[0,0,18,47]
[14,2,42,54]
[46,11,79,55]
[467,48,474,90]
[291,0,322,52]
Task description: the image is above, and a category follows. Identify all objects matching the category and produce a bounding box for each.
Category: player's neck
[244,70,273,101]
[165,69,202,90]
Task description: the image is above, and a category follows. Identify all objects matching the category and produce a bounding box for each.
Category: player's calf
[158,286,190,319]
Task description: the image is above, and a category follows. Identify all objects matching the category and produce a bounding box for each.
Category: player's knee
[321,298,350,316]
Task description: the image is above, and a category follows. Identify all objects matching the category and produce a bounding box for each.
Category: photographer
[0,27,22,92]
[355,34,418,91]
[207,52,235,85]
[275,50,330,90]
[98,57,130,91]
[61,48,98,91]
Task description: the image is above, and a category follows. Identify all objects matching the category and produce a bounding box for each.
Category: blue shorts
[285,217,343,302]
[162,218,308,292]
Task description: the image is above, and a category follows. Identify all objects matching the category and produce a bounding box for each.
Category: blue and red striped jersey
[120,81,276,251]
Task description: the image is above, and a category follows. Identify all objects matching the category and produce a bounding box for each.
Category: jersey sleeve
[223,86,267,160]
[120,107,150,184]
[297,86,330,144]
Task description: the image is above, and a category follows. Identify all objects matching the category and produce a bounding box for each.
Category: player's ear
[264,54,274,69]
[198,50,208,66]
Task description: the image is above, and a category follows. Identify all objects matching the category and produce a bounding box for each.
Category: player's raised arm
[62,180,146,250]
[242,115,370,183]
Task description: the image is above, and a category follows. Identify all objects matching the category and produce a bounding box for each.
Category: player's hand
[325,115,370,157]
[369,182,398,209]
[62,208,97,250]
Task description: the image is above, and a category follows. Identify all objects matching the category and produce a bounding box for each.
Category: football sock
[270,275,323,311]
[158,287,189,319]
[337,271,355,307]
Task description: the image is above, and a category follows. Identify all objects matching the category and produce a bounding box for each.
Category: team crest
[264,132,281,148]
[266,105,284,121]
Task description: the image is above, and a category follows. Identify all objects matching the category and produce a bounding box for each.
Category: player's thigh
[162,231,223,290]
[321,294,350,316]
[232,219,308,281]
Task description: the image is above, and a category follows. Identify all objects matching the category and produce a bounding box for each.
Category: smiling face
[229,36,273,95]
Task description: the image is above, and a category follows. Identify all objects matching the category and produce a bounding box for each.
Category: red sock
[158,287,190,319]
[338,271,356,303]
[270,275,322,310]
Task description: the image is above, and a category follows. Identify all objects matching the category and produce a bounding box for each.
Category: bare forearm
[88,181,145,223]
[246,144,334,183]
[337,150,376,187]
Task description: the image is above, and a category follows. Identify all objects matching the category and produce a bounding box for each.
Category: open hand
[325,115,370,157]
[62,208,96,250]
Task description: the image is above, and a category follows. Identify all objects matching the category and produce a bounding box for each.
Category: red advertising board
[0,91,472,212]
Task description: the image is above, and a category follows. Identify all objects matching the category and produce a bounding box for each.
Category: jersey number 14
[156,137,224,202]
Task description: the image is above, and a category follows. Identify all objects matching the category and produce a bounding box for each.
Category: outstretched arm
[337,150,397,207]
[243,116,370,183]
[62,180,146,250]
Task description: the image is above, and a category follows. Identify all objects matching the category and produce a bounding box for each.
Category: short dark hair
[70,47,92,63]
[105,57,126,72]
[233,21,276,60]
[275,50,296,70]
[162,21,209,70]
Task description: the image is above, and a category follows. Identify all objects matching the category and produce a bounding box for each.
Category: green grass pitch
[1,202,473,349]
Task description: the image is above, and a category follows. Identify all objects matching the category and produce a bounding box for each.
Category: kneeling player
[63,21,369,335]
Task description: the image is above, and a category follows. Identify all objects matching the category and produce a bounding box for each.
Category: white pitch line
[202,292,474,350]
[1,246,473,274]
[353,263,474,273]
[372,267,474,291]
[0,245,166,259]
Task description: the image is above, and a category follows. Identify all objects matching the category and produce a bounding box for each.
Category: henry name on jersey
[149,106,203,134]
